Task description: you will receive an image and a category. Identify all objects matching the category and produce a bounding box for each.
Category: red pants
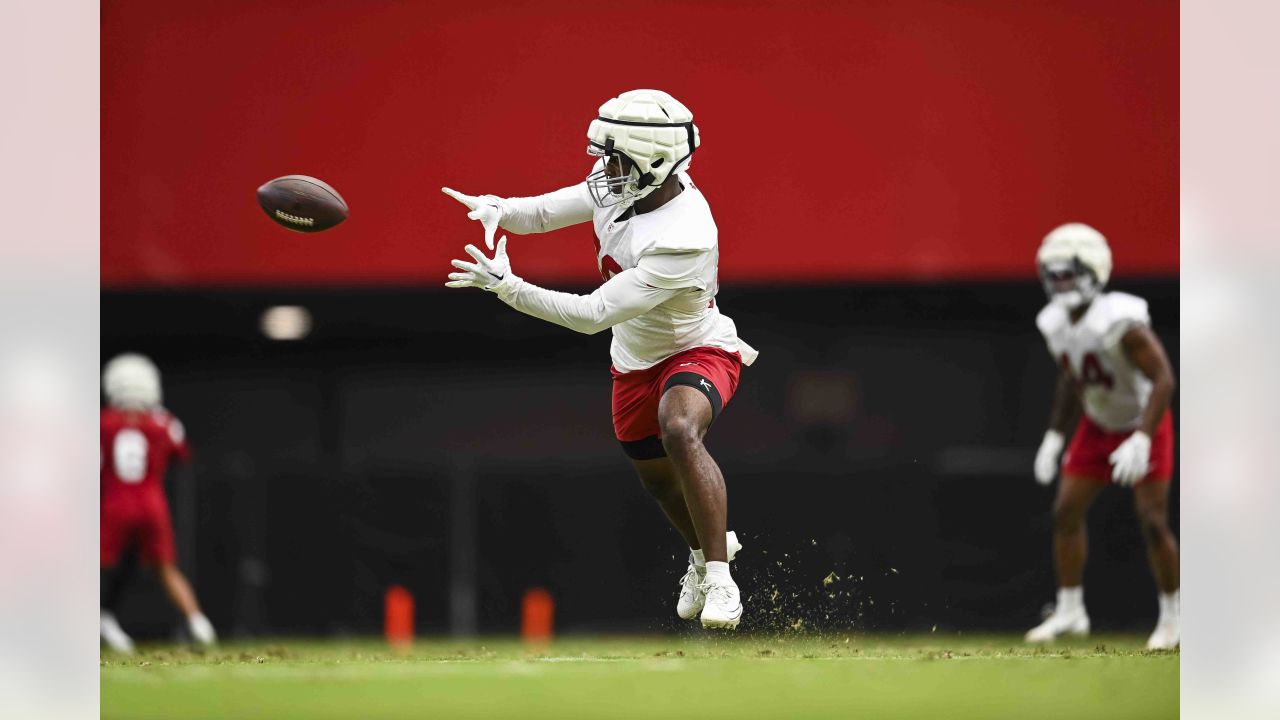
[1063,412,1175,483]
[611,347,743,460]
[101,492,176,566]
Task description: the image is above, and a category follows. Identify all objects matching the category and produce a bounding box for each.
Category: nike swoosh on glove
[446,236,515,291]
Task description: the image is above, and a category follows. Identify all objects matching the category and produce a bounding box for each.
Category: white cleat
[677,563,706,620]
[1146,620,1179,650]
[100,611,136,654]
[1025,610,1090,643]
[699,578,743,629]
[187,613,218,648]
[676,531,744,620]
[726,531,743,562]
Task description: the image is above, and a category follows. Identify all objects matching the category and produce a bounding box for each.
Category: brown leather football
[256,175,348,233]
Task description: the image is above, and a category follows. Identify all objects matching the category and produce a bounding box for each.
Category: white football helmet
[1036,222,1113,310]
[103,353,162,408]
[586,89,700,208]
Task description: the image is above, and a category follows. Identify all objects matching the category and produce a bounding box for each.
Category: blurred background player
[442,89,754,629]
[100,353,216,652]
[1025,224,1180,650]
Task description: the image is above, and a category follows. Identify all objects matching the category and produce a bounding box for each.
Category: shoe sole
[700,606,743,629]
[1025,626,1089,643]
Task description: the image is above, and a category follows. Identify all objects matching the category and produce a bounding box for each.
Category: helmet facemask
[585,140,650,208]
[1039,257,1101,311]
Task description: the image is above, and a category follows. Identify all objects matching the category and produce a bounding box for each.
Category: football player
[442,90,755,629]
[1024,224,1180,650]
[100,354,216,651]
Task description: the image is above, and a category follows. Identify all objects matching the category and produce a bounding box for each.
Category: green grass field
[102,634,1177,719]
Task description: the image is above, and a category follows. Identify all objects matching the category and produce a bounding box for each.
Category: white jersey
[1036,291,1152,431]
[491,169,757,373]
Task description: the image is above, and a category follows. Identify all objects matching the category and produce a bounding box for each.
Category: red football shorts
[101,492,177,566]
[1062,411,1175,484]
[611,346,743,460]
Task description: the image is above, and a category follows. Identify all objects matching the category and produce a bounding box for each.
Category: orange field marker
[385,585,414,651]
[522,587,555,645]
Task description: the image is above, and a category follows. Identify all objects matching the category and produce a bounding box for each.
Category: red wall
[102,0,1177,287]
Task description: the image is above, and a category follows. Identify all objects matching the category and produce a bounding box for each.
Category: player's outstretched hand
[442,187,503,250]
[1033,430,1065,485]
[1108,431,1151,486]
[447,236,513,291]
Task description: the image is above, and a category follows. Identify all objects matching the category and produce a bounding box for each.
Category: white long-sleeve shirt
[487,171,757,373]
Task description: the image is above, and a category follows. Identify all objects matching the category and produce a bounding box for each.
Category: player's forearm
[492,270,675,335]
[491,278,632,333]
[1120,325,1176,437]
[1047,373,1078,434]
[498,185,594,234]
[1138,373,1175,436]
[493,278,612,334]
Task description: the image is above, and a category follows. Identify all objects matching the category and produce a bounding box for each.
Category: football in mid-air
[256,175,348,233]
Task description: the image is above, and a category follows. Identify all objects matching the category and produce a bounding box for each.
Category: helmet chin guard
[1036,223,1112,309]
[1040,257,1100,310]
[585,90,699,209]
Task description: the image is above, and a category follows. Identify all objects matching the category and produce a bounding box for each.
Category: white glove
[1109,431,1151,486]
[442,187,503,250]
[1034,430,1065,485]
[446,237,514,291]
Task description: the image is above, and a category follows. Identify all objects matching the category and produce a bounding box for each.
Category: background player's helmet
[103,353,162,408]
[586,89,700,209]
[1036,222,1112,310]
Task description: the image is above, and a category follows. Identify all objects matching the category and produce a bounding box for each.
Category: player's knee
[658,416,701,455]
[1051,502,1085,532]
[1137,510,1169,545]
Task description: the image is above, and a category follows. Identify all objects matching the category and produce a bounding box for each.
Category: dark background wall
[104,280,1178,637]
